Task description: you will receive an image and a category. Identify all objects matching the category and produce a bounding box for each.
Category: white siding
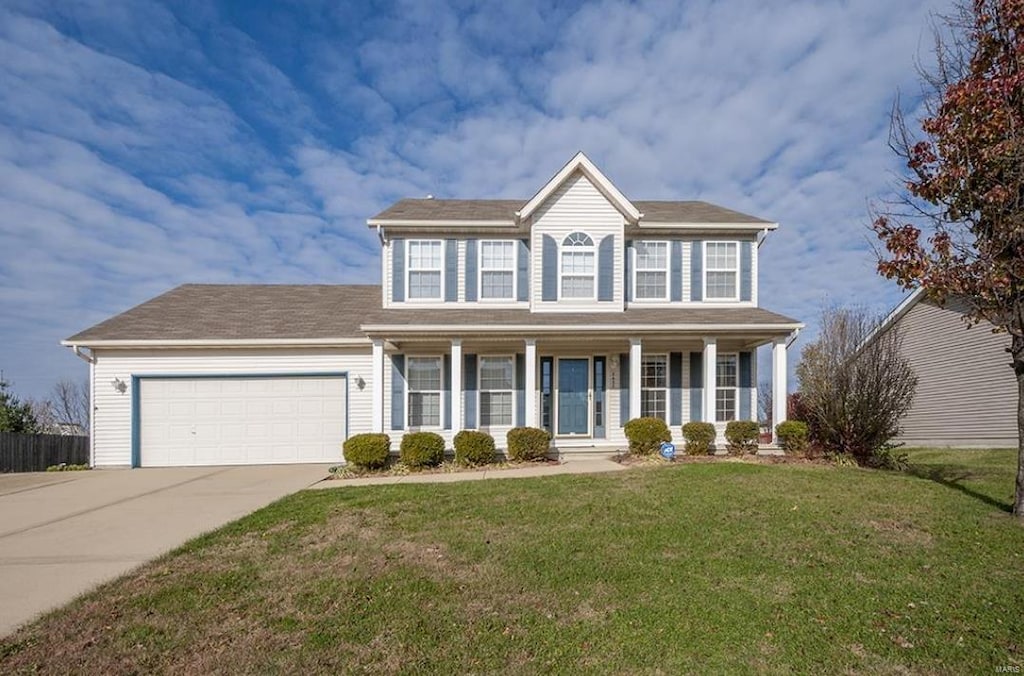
[382,240,392,308]
[92,347,374,467]
[894,299,1017,447]
[531,171,625,312]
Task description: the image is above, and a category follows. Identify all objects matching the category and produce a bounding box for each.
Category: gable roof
[517,151,642,223]
[64,284,802,346]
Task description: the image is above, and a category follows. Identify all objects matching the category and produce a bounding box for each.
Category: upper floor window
[635,241,668,300]
[407,356,442,427]
[408,240,442,300]
[715,354,738,422]
[480,241,515,300]
[561,232,595,299]
[705,242,738,300]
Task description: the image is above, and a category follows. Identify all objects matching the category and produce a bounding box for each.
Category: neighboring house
[63,152,803,467]
[874,289,1017,448]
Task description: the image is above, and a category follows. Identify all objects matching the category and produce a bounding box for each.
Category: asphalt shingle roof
[66,285,800,343]
[370,199,771,224]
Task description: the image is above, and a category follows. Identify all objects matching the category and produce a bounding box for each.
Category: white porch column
[702,337,717,424]
[772,337,788,440]
[629,338,642,420]
[371,339,384,433]
[524,339,537,427]
[451,339,463,431]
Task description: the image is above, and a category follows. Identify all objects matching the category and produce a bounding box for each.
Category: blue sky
[1,0,947,399]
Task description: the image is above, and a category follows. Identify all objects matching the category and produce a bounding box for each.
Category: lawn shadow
[905,463,1012,513]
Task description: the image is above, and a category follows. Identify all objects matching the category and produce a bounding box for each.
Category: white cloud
[0,0,952,397]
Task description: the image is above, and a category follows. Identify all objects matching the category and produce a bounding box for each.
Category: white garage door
[138,376,346,467]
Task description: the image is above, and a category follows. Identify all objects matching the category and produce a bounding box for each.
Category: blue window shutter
[515,353,525,426]
[443,354,452,430]
[691,241,703,301]
[464,354,477,428]
[465,239,478,301]
[671,241,683,302]
[391,354,405,430]
[541,235,557,301]
[619,353,630,425]
[689,352,702,422]
[598,235,614,301]
[594,357,606,438]
[517,239,529,301]
[445,240,458,302]
[739,351,752,421]
[669,352,683,426]
[740,240,753,302]
[392,239,405,303]
[624,240,633,302]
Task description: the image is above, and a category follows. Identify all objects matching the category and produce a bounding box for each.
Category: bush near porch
[506,427,550,461]
[453,430,495,466]
[623,417,671,455]
[400,432,445,468]
[682,422,716,455]
[342,433,390,469]
[725,421,759,455]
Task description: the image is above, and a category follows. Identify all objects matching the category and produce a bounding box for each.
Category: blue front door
[557,358,589,435]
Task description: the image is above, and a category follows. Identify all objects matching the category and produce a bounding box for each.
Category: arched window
[560,231,595,298]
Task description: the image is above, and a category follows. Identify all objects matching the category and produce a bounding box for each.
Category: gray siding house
[878,289,1017,448]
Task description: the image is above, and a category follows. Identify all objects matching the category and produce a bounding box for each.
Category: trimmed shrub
[343,433,391,469]
[454,430,495,466]
[400,431,445,469]
[725,421,759,455]
[682,422,716,456]
[506,427,550,462]
[775,420,809,454]
[623,417,671,456]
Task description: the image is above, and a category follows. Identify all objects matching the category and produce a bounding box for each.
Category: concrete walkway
[0,464,329,637]
[310,457,626,488]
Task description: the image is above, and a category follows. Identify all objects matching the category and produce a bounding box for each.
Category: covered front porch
[365,326,796,452]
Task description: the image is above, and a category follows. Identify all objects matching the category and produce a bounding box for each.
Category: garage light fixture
[111,377,127,394]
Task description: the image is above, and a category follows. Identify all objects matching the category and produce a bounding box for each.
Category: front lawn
[2,449,1022,673]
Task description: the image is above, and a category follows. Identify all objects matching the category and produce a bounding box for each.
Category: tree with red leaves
[873,0,1024,517]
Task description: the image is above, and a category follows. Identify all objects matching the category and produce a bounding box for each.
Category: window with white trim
[479,356,514,426]
[716,354,738,422]
[480,241,515,299]
[407,240,442,300]
[407,357,442,427]
[560,232,595,298]
[705,242,738,300]
[641,354,668,420]
[634,241,668,300]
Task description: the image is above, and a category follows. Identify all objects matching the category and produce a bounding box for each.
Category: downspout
[786,328,801,349]
[756,226,771,248]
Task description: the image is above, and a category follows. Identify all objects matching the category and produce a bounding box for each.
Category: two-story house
[64,152,802,467]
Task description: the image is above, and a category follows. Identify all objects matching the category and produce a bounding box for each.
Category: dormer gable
[517,151,641,225]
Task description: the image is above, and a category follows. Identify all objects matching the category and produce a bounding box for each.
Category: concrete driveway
[0,465,329,637]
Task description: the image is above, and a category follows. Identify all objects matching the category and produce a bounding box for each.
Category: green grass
[2,449,1023,673]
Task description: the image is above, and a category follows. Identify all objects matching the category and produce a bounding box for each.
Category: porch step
[554,445,624,461]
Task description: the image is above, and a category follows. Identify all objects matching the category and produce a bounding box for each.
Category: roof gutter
[59,338,372,349]
[361,322,805,335]
[67,344,95,364]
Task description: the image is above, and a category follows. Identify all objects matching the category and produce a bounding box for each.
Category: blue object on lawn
[660,442,676,460]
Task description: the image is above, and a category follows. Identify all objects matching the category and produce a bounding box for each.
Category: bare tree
[796,306,917,465]
[50,378,89,434]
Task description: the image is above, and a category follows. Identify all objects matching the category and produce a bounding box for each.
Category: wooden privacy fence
[0,432,89,473]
